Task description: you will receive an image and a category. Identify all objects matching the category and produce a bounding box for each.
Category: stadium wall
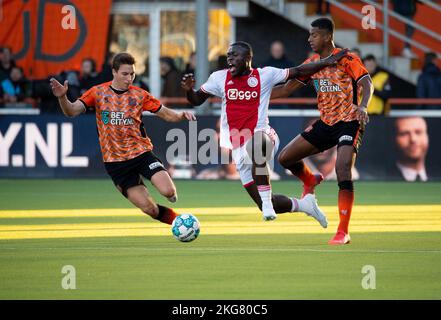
[1,114,440,182]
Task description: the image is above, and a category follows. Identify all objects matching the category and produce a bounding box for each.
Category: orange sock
[337,181,354,234]
[156,205,178,225]
[288,161,316,186]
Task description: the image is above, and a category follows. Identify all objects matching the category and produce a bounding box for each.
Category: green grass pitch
[0,179,440,299]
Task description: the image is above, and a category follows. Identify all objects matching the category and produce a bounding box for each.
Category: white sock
[290,197,299,212]
[257,185,273,208]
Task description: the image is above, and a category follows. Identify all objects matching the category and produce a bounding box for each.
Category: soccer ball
[172,214,200,242]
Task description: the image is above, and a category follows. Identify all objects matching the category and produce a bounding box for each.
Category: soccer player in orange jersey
[271,18,373,245]
[50,52,196,225]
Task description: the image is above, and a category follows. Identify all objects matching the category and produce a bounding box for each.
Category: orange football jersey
[80,82,161,162]
[297,48,369,126]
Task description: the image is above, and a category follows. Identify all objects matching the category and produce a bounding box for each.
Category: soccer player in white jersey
[181,41,346,224]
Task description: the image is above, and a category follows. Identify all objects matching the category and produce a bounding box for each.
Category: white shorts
[231,127,280,187]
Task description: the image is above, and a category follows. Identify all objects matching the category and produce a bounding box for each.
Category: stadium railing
[1,98,441,116]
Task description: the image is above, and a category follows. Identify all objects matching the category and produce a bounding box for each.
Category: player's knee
[140,203,159,217]
[278,150,295,168]
[161,186,176,200]
[278,150,287,167]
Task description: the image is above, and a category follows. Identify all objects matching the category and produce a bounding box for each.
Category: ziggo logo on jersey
[227,89,258,100]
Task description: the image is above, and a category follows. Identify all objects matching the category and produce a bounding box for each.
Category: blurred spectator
[98,51,116,83]
[0,66,32,106]
[216,55,228,71]
[390,117,430,181]
[351,47,361,58]
[133,58,150,92]
[392,0,418,58]
[263,41,293,69]
[34,70,80,113]
[417,52,441,109]
[264,41,295,109]
[0,47,16,82]
[160,56,184,97]
[168,154,196,179]
[183,52,196,75]
[79,58,100,95]
[363,54,392,115]
[316,0,330,15]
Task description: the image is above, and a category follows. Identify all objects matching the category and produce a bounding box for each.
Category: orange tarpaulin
[0,0,112,79]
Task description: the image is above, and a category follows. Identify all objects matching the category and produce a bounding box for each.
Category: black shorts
[301,119,365,153]
[104,151,166,197]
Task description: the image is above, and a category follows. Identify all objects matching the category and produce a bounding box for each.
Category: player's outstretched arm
[181,73,211,106]
[50,78,85,117]
[270,79,305,99]
[352,75,373,125]
[288,48,349,79]
[156,105,196,122]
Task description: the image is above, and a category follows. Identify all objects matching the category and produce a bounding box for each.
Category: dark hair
[363,54,377,63]
[311,17,335,34]
[424,52,437,64]
[82,58,96,72]
[112,52,136,71]
[0,46,11,54]
[160,56,178,71]
[231,41,253,57]
[11,66,23,74]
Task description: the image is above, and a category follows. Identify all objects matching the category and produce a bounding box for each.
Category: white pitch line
[0,246,440,254]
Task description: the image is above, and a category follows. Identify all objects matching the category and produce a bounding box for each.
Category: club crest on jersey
[102,111,110,124]
[247,76,258,88]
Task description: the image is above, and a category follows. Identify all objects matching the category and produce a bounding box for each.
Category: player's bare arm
[352,75,373,125]
[271,49,349,99]
[181,73,212,106]
[156,105,196,122]
[50,78,85,117]
[288,48,349,79]
[270,79,304,99]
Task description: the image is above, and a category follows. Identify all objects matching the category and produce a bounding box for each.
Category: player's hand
[181,73,196,91]
[50,78,68,98]
[325,48,349,66]
[352,104,369,125]
[180,111,196,121]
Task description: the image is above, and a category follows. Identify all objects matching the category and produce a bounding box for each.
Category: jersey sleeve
[79,86,96,108]
[264,67,290,86]
[200,71,222,97]
[345,54,369,82]
[142,91,162,113]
